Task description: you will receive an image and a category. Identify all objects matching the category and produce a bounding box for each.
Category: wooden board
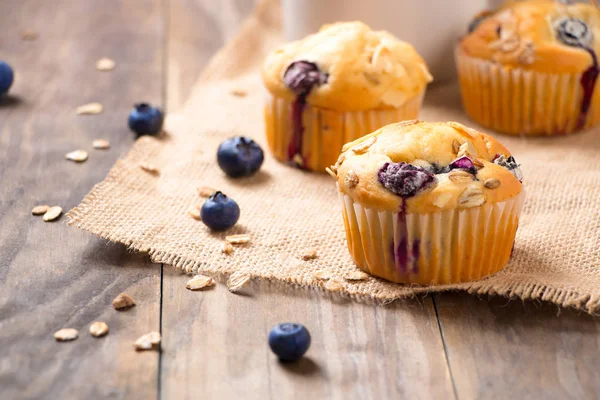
[160,270,454,399]
[0,0,163,398]
[435,293,600,399]
[2,0,600,399]
[160,1,455,398]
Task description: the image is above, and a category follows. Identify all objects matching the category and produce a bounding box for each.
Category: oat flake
[76,102,103,115]
[344,271,369,281]
[21,31,39,41]
[134,332,161,351]
[313,271,331,281]
[54,328,78,341]
[92,139,110,150]
[230,89,247,97]
[96,58,116,71]
[301,249,318,260]
[452,140,460,154]
[139,163,159,175]
[188,207,201,220]
[325,279,344,291]
[484,178,501,189]
[186,274,215,290]
[43,206,62,222]
[112,293,135,310]
[226,234,251,244]
[65,150,89,163]
[32,205,49,215]
[222,242,234,254]
[292,154,304,166]
[345,170,359,188]
[351,136,376,155]
[448,170,474,184]
[459,185,487,208]
[198,186,216,198]
[325,167,337,179]
[89,321,109,337]
[227,271,251,293]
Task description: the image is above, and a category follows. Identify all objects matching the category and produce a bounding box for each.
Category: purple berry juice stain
[577,48,598,131]
[289,97,307,166]
[553,18,598,131]
[283,61,328,167]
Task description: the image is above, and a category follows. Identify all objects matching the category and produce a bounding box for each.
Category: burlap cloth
[67,0,600,314]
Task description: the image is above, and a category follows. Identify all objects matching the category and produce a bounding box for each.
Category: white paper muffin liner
[455,49,600,135]
[264,91,425,172]
[339,189,526,285]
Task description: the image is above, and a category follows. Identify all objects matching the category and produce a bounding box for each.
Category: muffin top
[262,21,432,111]
[330,121,523,214]
[458,0,600,74]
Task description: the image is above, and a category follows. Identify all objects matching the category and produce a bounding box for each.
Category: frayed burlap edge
[67,167,600,314]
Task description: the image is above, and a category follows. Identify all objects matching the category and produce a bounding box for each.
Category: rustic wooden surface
[1,1,599,399]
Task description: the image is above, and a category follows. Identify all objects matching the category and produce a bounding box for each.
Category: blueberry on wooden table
[268,323,311,362]
[0,61,14,94]
[200,191,240,231]
[217,136,264,178]
[128,103,164,136]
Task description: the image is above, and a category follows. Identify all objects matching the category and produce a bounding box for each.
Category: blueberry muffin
[329,120,525,285]
[262,21,432,172]
[457,0,600,135]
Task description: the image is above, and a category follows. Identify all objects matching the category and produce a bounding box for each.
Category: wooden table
[1,1,599,399]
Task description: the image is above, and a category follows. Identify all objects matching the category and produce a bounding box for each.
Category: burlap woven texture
[67,0,600,314]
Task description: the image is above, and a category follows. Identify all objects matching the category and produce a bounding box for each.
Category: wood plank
[435,293,600,399]
[161,2,454,398]
[0,0,164,398]
[161,270,454,399]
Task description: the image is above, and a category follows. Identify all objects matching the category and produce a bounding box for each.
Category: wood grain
[0,0,164,398]
[435,293,600,399]
[2,1,600,399]
[160,271,454,399]
[161,2,454,399]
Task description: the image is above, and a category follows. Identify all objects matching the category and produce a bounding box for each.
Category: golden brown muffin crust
[458,0,600,74]
[331,121,523,213]
[262,21,432,111]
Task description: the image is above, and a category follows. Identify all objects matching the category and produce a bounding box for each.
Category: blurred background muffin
[262,21,432,172]
[456,0,600,135]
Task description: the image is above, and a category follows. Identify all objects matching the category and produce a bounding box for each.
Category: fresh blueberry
[447,155,478,175]
[200,191,240,231]
[0,61,15,94]
[268,323,311,362]
[449,156,475,171]
[128,103,164,136]
[468,13,490,34]
[283,60,328,96]
[493,154,523,182]
[555,17,592,48]
[378,162,435,198]
[217,136,264,178]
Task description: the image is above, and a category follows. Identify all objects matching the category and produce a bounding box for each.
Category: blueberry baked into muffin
[457,0,600,135]
[328,121,525,285]
[262,21,432,172]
